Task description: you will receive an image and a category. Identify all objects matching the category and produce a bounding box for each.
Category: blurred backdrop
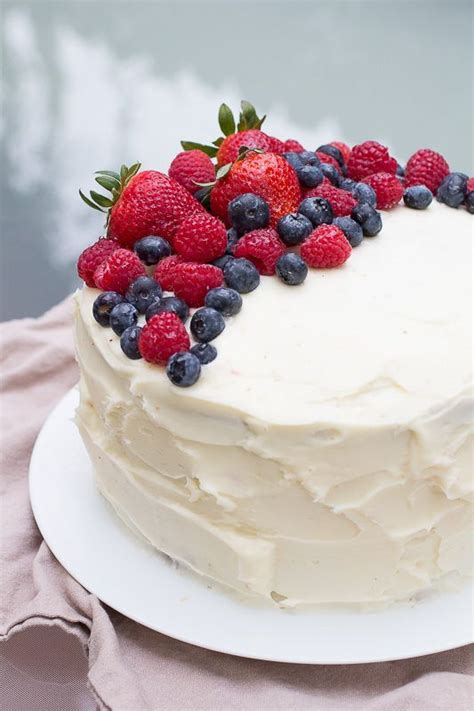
[1,0,472,320]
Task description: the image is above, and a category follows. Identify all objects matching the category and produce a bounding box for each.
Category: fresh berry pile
[77,100,472,387]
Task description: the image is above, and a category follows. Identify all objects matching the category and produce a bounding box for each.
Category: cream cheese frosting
[75,201,474,606]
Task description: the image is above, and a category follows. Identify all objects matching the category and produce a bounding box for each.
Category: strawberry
[210,152,301,227]
[80,163,203,249]
[216,129,274,166]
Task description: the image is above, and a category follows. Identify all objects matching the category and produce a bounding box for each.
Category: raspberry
[77,238,120,287]
[362,172,404,210]
[173,263,223,307]
[304,184,357,217]
[315,151,342,172]
[174,212,227,263]
[404,149,450,194]
[330,141,351,164]
[300,224,351,268]
[347,141,397,181]
[168,150,215,195]
[154,255,183,292]
[267,136,285,154]
[283,139,305,152]
[139,312,190,365]
[93,248,146,294]
[233,228,286,275]
[466,178,474,193]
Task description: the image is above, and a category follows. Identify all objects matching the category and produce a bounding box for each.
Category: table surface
[1,0,473,321]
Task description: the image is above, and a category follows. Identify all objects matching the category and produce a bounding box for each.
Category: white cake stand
[29,388,473,664]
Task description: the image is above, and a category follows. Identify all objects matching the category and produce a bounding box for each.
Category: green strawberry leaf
[218,103,236,136]
[79,189,107,213]
[181,141,218,157]
[215,162,232,180]
[193,180,217,188]
[212,137,224,147]
[95,175,119,191]
[90,190,114,208]
[127,162,141,179]
[120,164,128,181]
[255,114,266,129]
[95,170,120,180]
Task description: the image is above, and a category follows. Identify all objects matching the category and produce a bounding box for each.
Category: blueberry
[228,193,270,235]
[190,343,217,364]
[92,291,124,327]
[275,253,308,286]
[320,164,341,186]
[296,164,324,188]
[224,258,260,293]
[352,182,377,207]
[298,197,333,226]
[120,325,142,360]
[146,296,189,323]
[316,144,344,167]
[298,151,320,167]
[396,163,405,178]
[276,212,313,246]
[333,216,364,247]
[437,172,468,208]
[166,351,201,387]
[213,254,235,271]
[125,276,162,314]
[339,178,356,192]
[205,287,242,317]
[403,185,433,210]
[134,236,171,265]
[226,227,239,253]
[190,307,225,343]
[351,203,383,237]
[109,302,138,336]
[282,152,303,170]
[465,191,474,214]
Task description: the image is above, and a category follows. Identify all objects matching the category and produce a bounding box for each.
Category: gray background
[1,0,473,320]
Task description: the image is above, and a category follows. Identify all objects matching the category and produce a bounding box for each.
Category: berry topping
[305,184,357,217]
[275,253,308,286]
[139,312,190,365]
[226,227,239,253]
[351,203,383,236]
[228,193,270,236]
[168,150,215,195]
[298,196,333,226]
[319,163,341,186]
[300,224,352,268]
[213,254,234,271]
[282,152,305,171]
[173,263,224,307]
[296,164,324,188]
[190,307,226,343]
[315,151,342,173]
[134,236,172,266]
[283,139,305,152]
[174,212,227,263]
[339,178,356,192]
[224,257,260,293]
[403,185,433,210]
[347,141,397,181]
[205,287,243,316]
[109,302,138,336]
[316,144,345,168]
[396,163,405,178]
[351,182,377,207]
[120,325,143,360]
[93,248,146,294]
[333,216,364,247]
[330,141,351,164]
[146,296,189,323]
[276,212,313,246]
[465,192,474,214]
[125,276,162,314]
[466,178,474,193]
[404,149,450,194]
[298,151,321,167]
[436,172,469,208]
[92,291,124,327]
[166,351,201,387]
[210,152,301,227]
[190,343,218,365]
[233,228,286,275]
[77,238,120,288]
[154,255,184,291]
[362,172,404,210]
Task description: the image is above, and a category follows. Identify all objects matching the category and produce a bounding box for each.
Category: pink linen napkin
[1,298,473,710]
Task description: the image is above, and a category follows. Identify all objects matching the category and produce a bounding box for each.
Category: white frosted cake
[75,201,473,607]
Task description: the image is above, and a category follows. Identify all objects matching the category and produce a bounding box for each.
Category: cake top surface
[77,201,472,426]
